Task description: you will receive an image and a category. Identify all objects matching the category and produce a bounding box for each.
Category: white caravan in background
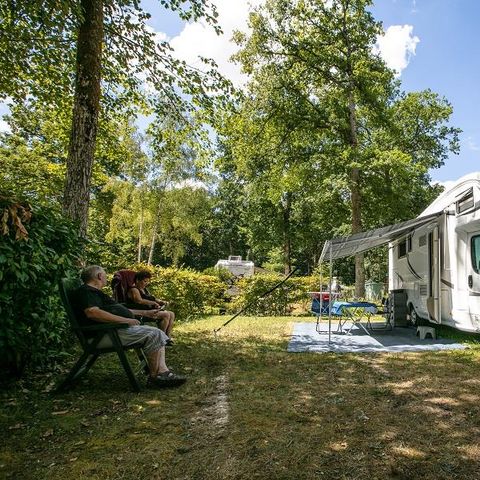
[215,256,255,278]
[389,172,480,332]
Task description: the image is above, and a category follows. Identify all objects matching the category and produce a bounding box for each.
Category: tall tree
[0,0,229,235]
[230,0,458,291]
[63,0,104,234]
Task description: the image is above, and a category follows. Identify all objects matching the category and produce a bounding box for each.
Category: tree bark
[348,89,365,298]
[63,0,103,236]
[137,205,144,263]
[147,220,157,265]
[282,192,292,275]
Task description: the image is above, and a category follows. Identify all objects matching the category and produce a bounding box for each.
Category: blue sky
[2,0,477,185]
[372,0,480,184]
[141,0,479,185]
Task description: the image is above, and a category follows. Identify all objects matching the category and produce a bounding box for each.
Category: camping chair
[111,269,136,303]
[311,293,331,316]
[56,278,149,393]
[311,293,344,334]
[368,296,393,331]
[111,269,164,324]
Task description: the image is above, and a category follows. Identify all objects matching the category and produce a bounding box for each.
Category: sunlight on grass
[2,315,480,479]
[392,446,427,459]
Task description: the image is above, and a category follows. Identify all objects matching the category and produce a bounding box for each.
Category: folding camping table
[330,301,378,336]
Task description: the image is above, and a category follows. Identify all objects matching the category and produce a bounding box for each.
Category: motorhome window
[419,235,426,247]
[398,240,407,258]
[456,189,474,215]
[472,235,480,273]
[407,236,412,252]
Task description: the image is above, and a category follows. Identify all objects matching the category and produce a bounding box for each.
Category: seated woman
[127,270,175,345]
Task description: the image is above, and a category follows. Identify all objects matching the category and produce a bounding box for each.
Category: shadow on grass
[2,320,480,479]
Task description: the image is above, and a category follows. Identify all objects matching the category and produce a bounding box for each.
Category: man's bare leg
[147,347,169,377]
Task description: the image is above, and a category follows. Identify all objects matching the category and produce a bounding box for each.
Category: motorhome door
[468,233,480,298]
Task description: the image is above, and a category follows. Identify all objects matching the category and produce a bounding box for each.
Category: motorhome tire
[409,305,419,326]
[409,305,428,326]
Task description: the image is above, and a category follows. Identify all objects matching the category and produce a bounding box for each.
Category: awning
[320,212,441,262]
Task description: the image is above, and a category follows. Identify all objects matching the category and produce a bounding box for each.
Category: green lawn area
[2,316,480,479]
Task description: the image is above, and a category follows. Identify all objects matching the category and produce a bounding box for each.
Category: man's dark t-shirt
[73,284,134,327]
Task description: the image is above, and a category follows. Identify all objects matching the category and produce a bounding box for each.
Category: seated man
[73,265,186,388]
[126,270,175,345]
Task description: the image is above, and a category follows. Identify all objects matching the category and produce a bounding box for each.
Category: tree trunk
[137,205,144,263]
[147,221,157,265]
[348,90,365,298]
[63,0,103,236]
[282,192,292,274]
[351,167,365,297]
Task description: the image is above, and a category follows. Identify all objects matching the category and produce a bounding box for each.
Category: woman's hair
[135,270,152,282]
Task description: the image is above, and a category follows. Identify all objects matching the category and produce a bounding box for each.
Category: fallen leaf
[8,423,25,430]
[52,410,69,416]
[42,429,54,438]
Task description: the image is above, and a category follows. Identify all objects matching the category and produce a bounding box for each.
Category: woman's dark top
[126,286,156,310]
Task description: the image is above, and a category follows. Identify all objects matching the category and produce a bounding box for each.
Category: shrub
[230,273,315,316]
[120,264,328,318]
[129,264,225,319]
[0,197,82,376]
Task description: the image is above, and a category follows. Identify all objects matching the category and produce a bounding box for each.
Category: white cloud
[151,4,419,87]
[0,119,10,133]
[168,0,265,87]
[432,180,455,191]
[375,25,419,76]
[466,136,480,152]
[171,178,207,190]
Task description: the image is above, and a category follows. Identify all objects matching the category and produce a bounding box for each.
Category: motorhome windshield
[472,235,480,273]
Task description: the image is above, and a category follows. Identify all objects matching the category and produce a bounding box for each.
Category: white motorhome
[389,172,480,331]
[215,256,254,278]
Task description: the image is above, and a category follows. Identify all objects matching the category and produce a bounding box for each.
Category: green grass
[2,316,480,479]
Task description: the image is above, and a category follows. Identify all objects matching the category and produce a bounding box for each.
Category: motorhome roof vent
[456,188,474,215]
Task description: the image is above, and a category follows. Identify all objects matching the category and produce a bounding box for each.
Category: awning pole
[319,258,323,328]
[328,242,333,345]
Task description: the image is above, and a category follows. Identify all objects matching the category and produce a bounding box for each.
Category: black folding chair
[56,278,149,392]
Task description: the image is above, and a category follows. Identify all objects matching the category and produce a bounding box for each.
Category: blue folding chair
[312,293,344,334]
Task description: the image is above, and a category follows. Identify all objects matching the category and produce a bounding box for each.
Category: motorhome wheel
[409,305,428,326]
[409,305,418,326]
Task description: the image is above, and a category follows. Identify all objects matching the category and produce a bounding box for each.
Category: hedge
[128,264,226,320]
[0,197,82,376]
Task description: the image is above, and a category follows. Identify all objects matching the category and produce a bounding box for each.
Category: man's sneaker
[166,338,174,346]
[147,371,186,388]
